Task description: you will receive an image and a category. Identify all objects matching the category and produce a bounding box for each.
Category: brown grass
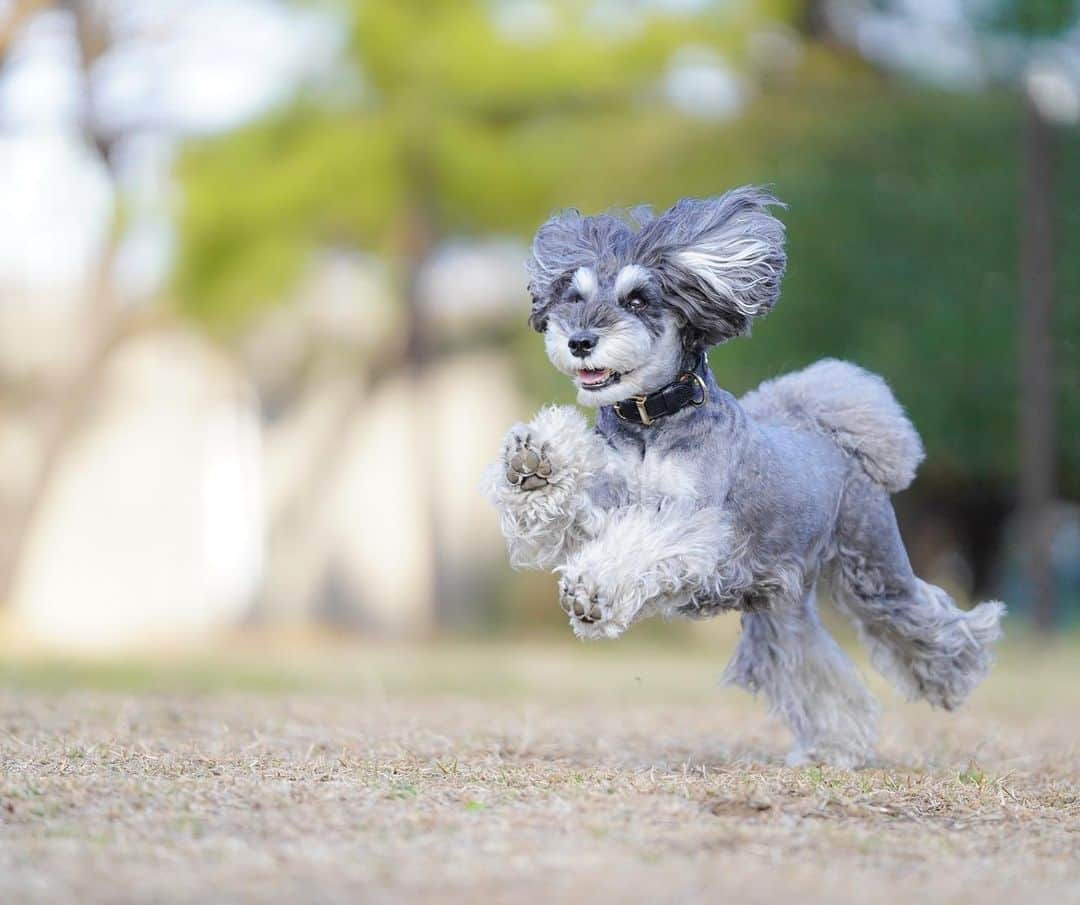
[1,630,1078,904]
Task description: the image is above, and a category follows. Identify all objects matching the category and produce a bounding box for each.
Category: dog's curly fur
[484,186,1005,767]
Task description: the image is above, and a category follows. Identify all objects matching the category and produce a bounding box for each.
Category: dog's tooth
[523,449,541,472]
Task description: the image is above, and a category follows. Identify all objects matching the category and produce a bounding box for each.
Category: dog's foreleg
[483,405,613,571]
[557,503,727,640]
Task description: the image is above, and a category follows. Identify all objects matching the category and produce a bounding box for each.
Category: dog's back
[740,358,925,494]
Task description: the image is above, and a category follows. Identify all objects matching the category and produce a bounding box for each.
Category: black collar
[611,356,708,426]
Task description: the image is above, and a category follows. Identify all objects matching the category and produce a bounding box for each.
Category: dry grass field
[1,627,1078,904]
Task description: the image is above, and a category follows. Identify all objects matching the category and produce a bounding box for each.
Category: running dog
[484,186,1004,767]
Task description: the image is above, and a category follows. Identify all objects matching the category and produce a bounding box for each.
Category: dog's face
[540,263,685,406]
[526,187,787,407]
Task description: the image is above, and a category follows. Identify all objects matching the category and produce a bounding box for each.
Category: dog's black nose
[568,331,598,358]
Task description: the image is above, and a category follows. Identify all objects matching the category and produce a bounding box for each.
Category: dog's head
[526,186,786,406]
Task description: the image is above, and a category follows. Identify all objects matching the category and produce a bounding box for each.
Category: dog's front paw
[503,431,553,492]
[558,571,633,640]
[558,573,604,623]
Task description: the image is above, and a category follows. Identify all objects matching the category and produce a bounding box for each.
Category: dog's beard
[545,318,684,407]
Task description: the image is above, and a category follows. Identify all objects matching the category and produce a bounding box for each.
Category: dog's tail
[741,359,924,493]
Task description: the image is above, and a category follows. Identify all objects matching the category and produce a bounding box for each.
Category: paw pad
[505,435,552,492]
[558,576,604,624]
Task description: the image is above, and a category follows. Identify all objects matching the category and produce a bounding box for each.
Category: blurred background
[0,0,1077,652]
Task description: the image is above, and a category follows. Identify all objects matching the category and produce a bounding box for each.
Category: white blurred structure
[4,315,521,647]
[418,238,529,333]
[0,4,528,647]
[8,327,265,649]
[663,45,746,121]
[262,352,520,634]
[253,246,526,633]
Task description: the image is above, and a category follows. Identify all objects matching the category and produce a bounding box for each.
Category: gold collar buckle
[614,395,651,425]
[633,396,653,425]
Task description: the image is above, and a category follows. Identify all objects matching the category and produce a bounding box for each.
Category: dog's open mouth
[577,368,619,390]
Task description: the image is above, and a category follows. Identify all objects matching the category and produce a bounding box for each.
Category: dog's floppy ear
[525,210,632,332]
[525,210,587,332]
[635,186,786,347]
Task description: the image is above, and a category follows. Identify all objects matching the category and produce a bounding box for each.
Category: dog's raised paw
[557,573,631,640]
[504,433,553,492]
[558,575,604,624]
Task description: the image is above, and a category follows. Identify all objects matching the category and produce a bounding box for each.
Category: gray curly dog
[484,186,1005,767]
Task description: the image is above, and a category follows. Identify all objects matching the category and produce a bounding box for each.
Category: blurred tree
[176,0,796,626]
[515,64,1078,583]
[0,0,48,62]
[823,0,1080,629]
[997,0,1075,633]
[0,1,166,609]
[177,0,802,326]
[176,0,1080,628]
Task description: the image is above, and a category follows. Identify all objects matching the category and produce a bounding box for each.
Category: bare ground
[1,632,1078,904]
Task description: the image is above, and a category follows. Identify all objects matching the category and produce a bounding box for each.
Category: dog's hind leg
[828,479,1005,711]
[723,589,879,768]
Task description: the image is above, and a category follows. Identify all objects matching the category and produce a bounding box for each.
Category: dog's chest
[615,443,699,504]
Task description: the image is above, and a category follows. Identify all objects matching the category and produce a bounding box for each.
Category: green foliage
[176,105,405,329]
[176,0,772,330]
[865,0,1078,41]
[980,0,1078,38]
[512,63,1080,492]
[174,2,1080,492]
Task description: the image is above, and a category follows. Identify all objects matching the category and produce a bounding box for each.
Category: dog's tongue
[578,368,611,386]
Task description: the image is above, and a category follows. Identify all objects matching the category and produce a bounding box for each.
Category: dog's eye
[624,293,647,311]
